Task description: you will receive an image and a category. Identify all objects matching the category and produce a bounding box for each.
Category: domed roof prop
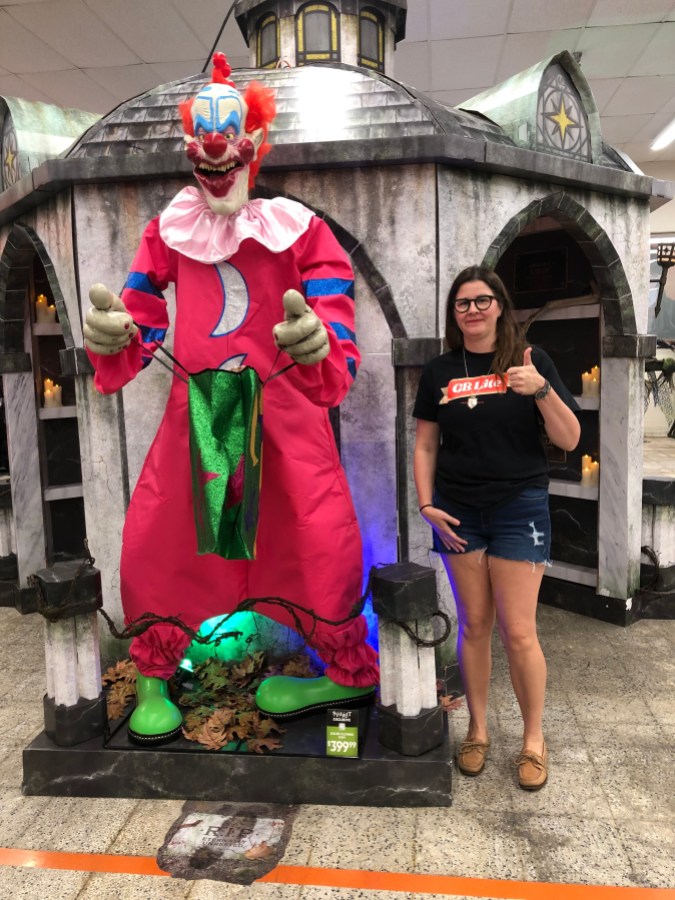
[1,96,99,192]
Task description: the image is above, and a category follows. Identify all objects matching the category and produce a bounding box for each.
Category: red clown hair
[178,53,277,187]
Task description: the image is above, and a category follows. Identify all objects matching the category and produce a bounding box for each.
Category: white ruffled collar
[159,186,314,263]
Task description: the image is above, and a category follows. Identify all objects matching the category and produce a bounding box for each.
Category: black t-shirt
[412,345,580,509]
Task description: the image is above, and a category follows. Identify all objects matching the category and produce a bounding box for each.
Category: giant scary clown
[83,54,379,744]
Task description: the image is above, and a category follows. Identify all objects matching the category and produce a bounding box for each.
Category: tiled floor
[0,602,673,898]
[643,435,675,479]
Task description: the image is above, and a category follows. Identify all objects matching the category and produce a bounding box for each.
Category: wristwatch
[534,379,551,401]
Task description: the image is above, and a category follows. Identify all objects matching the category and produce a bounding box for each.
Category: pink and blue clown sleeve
[86,218,176,394]
[284,216,359,407]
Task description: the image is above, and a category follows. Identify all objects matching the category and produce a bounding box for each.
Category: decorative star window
[536,64,590,162]
[1,114,21,191]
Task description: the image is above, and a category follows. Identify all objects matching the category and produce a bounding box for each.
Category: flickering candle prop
[581,455,599,488]
[582,366,600,398]
[43,377,62,408]
[35,294,56,324]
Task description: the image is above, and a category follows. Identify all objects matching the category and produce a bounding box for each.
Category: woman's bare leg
[489,556,547,753]
[443,551,495,743]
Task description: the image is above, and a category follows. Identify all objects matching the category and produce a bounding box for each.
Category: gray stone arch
[0,223,77,370]
[481,191,636,338]
[254,184,406,338]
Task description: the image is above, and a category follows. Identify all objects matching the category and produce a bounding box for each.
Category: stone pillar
[34,560,107,746]
[373,562,447,756]
[597,335,655,601]
[4,370,46,584]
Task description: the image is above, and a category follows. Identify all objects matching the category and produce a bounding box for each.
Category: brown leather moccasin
[456,739,490,776]
[514,742,548,790]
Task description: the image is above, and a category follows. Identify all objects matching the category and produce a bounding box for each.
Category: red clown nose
[203,132,229,157]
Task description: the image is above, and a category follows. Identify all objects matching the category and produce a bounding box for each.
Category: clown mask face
[185,83,264,216]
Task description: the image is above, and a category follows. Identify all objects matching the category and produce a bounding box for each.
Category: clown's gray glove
[83,283,138,355]
[272,289,329,365]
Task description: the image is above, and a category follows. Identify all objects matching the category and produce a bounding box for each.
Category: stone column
[597,335,655,601]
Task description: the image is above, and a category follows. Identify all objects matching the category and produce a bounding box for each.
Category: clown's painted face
[185,83,263,215]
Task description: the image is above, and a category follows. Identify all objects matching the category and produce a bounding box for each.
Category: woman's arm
[413,418,439,509]
[507,347,581,451]
[413,419,467,552]
[533,388,581,451]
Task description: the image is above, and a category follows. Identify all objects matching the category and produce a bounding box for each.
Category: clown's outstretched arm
[85,219,175,394]
[274,216,359,408]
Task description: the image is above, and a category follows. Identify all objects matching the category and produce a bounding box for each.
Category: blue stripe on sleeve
[139,325,167,344]
[302,278,354,299]
[329,322,357,344]
[347,357,357,380]
[124,272,164,298]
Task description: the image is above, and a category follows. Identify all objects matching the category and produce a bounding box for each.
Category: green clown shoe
[128,675,183,745]
[255,675,376,719]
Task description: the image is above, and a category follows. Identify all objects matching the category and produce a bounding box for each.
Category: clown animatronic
[84,54,378,744]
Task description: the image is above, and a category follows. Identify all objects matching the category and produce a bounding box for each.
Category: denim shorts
[432,486,551,564]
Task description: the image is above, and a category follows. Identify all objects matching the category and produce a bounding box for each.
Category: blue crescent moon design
[211,262,250,337]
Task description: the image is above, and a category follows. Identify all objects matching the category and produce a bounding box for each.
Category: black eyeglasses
[453,295,497,313]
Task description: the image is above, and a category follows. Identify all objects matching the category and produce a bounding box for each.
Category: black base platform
[22,706,454,807]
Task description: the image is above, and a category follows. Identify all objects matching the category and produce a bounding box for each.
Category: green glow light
[184,610,305,666]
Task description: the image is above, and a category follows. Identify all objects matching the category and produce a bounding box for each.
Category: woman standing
[413,265,580,790]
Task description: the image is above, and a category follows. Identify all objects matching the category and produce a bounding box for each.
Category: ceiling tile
[430,0,510,39]
[508,0,595,33]
[603,74,675,115]
[19,68,119,113]
[7,0,141,68]
[399,0,429,43]
[632,111,675,141]
[431,87,493,107]
[430,36,503,91]
[495,30,582,82]
[0,8,72,72]
[630,23,675,75]
[169,0,249,55]
[85,0,207,63]
[394,41,431,92]
[150,60,211,84]
[82,64,169,104]
[0,73,53,104]
[620,139,671,162]
[586,77,624,112]
[576,24,660,77]
[588,0,673,26]
[600,114,653,142]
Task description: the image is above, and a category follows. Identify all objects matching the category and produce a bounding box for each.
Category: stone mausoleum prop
[0,0,673,802]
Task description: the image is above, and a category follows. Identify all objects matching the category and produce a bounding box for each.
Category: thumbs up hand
[272,289,329,365]
[506,346,546,396]
[84,284,138,355]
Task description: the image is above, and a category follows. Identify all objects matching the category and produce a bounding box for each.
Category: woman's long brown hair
[444,265,527,375]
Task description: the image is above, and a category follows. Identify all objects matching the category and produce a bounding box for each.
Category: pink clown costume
[89,187,379,690]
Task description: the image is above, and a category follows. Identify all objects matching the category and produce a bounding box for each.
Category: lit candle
[43,377,54,394]
[590,460,599,487]
[35,294,51,324]
[44,303,57,324]
[52,384,62,406]
[590,376,599,398]
[581,372,591,397]
[581,454,592,471]
[581,465,593,488]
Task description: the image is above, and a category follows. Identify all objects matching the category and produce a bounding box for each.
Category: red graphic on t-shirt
[440,373,509,404]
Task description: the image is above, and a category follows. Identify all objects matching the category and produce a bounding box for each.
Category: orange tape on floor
[261,865,675,899]
[0,848,673,898]
[0,847,168,877]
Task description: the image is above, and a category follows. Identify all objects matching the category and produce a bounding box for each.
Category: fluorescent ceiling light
[651,116,675,152]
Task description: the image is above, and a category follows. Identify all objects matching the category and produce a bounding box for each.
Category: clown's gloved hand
[84,283,138,355]
[273,289,329,365]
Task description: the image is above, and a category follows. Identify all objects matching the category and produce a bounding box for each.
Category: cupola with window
[234,0,406,73]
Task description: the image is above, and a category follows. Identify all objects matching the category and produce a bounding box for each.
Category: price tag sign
[326,709,359,758]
